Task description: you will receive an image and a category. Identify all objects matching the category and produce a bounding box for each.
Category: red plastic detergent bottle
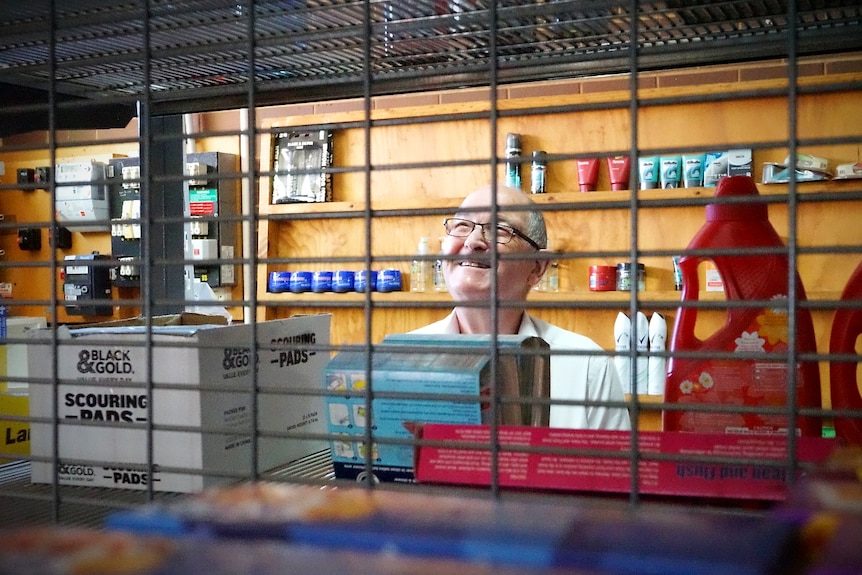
[829,260,862,444]
[664,176,821,436]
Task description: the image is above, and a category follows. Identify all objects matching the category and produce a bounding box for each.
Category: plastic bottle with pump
[410,237,431,293]
[433,237,447,292]
[664,176,821,436]
[829,260,862,444]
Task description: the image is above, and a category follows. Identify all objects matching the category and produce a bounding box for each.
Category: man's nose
[464,224,490,247]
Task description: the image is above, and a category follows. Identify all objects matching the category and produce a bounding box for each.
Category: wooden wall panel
[257,75,862,418]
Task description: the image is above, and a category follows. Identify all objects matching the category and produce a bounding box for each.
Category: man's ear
[527,252,551,289]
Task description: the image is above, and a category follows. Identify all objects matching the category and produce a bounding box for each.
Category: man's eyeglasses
[443,218,541,251]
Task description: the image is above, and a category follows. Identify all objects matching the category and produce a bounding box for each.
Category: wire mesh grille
[0,0,860,529]
[1,0,861,111]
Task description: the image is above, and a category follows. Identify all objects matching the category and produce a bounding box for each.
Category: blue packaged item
[682,153,706,187]
[267,271,291,293]
[311,270,333,293]
[660,155,682,188]
[354,270,377,292]
[332,270,355,292]
[105,482,799,575]
[376,269,402,292]
[638,156,659,189]
[703,151,728,187]
[290,271,313,293]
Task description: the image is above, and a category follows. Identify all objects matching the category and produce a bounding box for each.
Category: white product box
[703,151,729,187]
[705,262,725,292]
[1,316,47,391]
[727,148,753,177]
[28,313,330,493]
[835,162,862,180]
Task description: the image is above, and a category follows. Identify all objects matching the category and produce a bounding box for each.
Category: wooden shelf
[260,181,860,216]
[256,289,842,305]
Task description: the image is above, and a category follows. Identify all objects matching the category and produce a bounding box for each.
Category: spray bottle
[664,176,821,436]
[505,133,522,189]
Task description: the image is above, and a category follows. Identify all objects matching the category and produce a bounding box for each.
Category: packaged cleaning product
[828,260,862,444]
[664,176,822,436]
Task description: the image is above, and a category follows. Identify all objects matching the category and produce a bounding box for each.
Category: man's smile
[458,260,491,269]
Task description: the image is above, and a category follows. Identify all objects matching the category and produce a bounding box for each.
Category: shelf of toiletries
[260,181,861,216]
[256,289,842,305]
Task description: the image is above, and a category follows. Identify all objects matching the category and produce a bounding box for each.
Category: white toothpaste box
[28,313,330,493]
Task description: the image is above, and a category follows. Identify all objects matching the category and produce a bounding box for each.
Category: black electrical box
[51,225,73,250]
[34,166,51,189]
[63,252,113,316]
[107,157,141,287]
[16,168,34,185]
[17,228,41,251]
[184,152,239,288]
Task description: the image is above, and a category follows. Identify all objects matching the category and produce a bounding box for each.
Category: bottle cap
[706,175,768,221]
[506,133,521,151]
[418,237,429,254]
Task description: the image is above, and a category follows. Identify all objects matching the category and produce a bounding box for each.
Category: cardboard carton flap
[63,313,231,338]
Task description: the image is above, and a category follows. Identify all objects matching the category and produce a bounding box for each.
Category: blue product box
[323,333,550,483]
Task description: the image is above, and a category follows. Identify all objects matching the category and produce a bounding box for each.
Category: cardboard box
[0,390,29,463]
[0,316,47,391]
[0,316,46,462]
[323,334,549,483]
[415,424,836,501]
[28,313,330,493]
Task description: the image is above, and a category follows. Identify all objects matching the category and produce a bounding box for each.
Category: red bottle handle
[829,263,862,444]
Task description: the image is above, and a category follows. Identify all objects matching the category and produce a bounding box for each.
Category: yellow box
[0,390,29,462]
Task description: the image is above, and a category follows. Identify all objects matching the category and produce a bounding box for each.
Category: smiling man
[411,183,631,430]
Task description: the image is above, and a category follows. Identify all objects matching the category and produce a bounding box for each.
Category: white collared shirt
[411,311,632,430]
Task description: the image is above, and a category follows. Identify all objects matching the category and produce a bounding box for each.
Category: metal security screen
[0,0,860,529]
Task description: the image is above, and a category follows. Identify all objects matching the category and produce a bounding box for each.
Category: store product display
[828,259,862,445]
[665,175,822,436]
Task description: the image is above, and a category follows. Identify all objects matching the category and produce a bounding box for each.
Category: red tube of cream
[576,158,599,192]
[607,156,631,191]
